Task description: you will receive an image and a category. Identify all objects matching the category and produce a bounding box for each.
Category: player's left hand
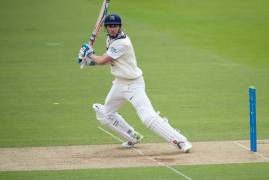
[77,56,95,66]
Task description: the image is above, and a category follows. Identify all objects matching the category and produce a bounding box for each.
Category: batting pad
[93,103,106,121]
[93,103,138,143]
[147,116,187,144]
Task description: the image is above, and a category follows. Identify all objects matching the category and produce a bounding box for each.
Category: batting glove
[79,43,94,58]
[77,43,95,66]
[77,57,95,66]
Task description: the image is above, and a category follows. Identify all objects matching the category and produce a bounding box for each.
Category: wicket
[249,87,257,152]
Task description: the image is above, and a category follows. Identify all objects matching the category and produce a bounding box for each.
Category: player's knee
[93,103,117,123]
[104,113,122,124]
[93,103,107,124]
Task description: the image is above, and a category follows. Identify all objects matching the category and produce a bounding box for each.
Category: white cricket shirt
[106,35,142,80]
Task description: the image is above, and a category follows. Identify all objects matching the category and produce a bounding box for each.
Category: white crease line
[98,126,124,143]
[133,147,192,180]
[233,141,269,161]
[98,126,192,180]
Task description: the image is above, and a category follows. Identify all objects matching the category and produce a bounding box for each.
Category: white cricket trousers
[103,76,155,123]
[102,76,188,145]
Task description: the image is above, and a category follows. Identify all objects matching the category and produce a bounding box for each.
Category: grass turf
[0,0,268,146]
[0,163,269,180]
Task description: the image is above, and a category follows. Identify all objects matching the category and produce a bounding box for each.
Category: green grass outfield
[0,163,269,180]
[0,0,269,179]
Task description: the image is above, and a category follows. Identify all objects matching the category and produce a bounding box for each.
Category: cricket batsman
[78,14,192,152]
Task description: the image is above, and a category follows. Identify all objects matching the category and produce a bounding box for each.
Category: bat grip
[89,33,96,45]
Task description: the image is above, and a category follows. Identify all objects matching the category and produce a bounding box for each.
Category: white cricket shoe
[121,131,144,148]
[177,141,192,153]
[121,141,135,148]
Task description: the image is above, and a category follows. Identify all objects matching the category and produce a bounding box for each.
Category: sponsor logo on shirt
[111,47,118,54]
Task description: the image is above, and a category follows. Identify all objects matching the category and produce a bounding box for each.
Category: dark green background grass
[1,0,268,147]
[0,0,269,179]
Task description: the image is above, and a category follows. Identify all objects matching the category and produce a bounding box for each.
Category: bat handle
[80,63,85,69]
[80,57,86,69]
[89,34,96,44]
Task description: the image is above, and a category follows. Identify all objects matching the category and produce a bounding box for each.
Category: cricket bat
[80,0,110,69]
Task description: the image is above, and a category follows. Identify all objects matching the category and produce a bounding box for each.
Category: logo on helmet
[109,16,115,21]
